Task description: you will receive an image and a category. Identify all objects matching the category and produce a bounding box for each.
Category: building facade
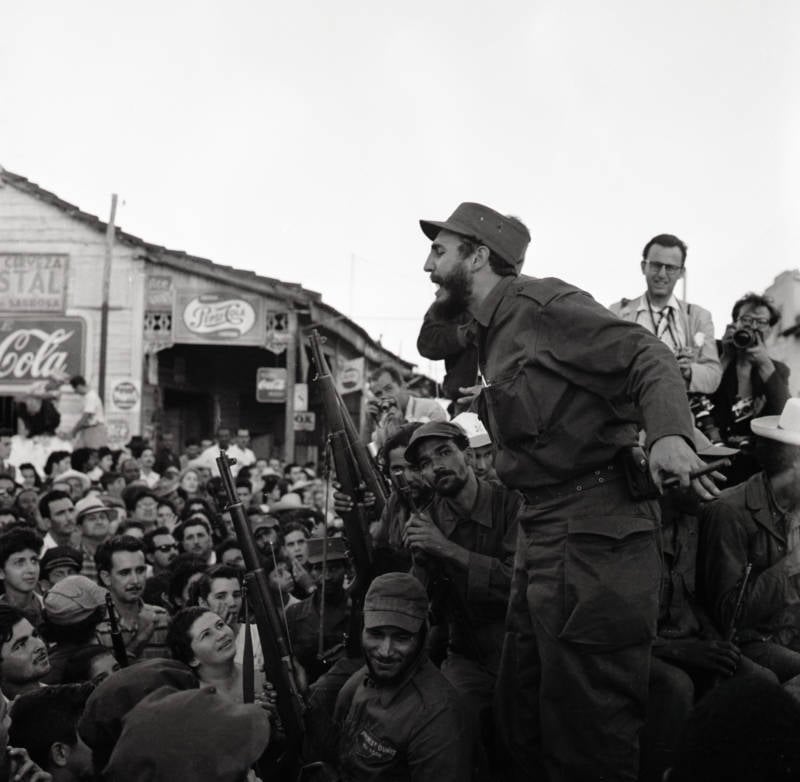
[0,168,414,466]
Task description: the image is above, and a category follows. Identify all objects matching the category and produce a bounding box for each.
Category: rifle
[216,450,306,771]
[104,592,129,668]
[309,330,387,656]
[725,562,753,642]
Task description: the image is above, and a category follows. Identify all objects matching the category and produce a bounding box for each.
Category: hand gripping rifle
[216,451,306,767]
[308,330,388,656]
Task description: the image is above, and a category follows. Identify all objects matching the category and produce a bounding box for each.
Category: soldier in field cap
[419,201,720,781]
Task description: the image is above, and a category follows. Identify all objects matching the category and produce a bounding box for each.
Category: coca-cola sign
[174,291,265,346]
[0,317,85,385]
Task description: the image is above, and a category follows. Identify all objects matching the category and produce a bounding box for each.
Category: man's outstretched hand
[649,435,723,501]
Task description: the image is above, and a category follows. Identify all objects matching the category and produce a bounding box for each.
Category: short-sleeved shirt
[95,600,170,660]
[82,389,105,425]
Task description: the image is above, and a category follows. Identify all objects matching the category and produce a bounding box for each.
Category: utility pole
[98,193,117,402]
[283,308,298,462]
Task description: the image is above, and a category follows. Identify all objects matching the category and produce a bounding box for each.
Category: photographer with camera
[708,293,790,482]
[366,364,447,450]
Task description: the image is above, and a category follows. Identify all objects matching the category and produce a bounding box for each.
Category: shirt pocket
[479,366,543,448]
[558,516,660,650]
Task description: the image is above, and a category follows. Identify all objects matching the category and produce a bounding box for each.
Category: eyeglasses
[646,261,683,277]
[155,543,178,553]
[738,315,771,328]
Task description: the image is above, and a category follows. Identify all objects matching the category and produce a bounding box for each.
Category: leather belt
[522,463,623,506]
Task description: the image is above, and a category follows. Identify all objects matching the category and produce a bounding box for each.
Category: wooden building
[0,167,415,464]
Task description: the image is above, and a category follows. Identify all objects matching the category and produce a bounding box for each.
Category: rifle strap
[242,581,255,703]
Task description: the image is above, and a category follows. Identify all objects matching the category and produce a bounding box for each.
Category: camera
[379,398,398,413]
[732,327,758,349]
[688,394,722,444]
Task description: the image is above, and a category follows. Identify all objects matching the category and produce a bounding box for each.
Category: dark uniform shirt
[473,275,694,490]
[418,478,521,666]
[286,592,350,683]
[699,472,800,643]
[334,655,470,782]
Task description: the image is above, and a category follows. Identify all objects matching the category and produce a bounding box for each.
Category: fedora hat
[420,202,530,270]
[751,398,800,446]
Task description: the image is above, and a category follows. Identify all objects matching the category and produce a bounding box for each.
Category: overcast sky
[3,1,799,380]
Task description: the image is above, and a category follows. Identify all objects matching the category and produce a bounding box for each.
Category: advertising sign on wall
[174,291,265,346]
[0,316,85,388]
[336,356,365,395]
[0,254,69,312]
[256,367,287,403]
[107,378,141,415]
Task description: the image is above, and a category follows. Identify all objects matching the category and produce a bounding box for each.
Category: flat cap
[44,574,108,625]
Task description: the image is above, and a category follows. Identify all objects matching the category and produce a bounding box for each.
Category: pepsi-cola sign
[174,291,265,346]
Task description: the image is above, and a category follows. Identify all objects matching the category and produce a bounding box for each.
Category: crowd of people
[0,207,799,780]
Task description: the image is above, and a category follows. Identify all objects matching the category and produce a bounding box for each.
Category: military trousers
[496,479,661,782]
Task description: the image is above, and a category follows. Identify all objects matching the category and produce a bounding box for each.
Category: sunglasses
[155,543,178,553]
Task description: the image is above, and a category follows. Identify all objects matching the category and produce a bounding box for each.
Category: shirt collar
[434,478,494,535]
[473,276,516,328]
[638,293,681,313]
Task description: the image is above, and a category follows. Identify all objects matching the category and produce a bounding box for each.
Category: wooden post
[283,309,297,462]
[98,194,118,402]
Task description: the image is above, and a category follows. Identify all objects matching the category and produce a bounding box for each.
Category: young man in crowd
[403,420,521,766]
[174,516,215,563]
[39,546,83,592]
[0,528,44,629]
[38,490,77,552]
[228,427,257,470]
[9,683,94,782]
[286,537,351,684]
[74,496,112,583]
[95,536,170,659]
[142,526,179,607]
[331,573,469,781]
[0,605,51,701]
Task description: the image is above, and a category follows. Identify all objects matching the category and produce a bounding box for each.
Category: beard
[431,262,472,320]
[433,470,468,497]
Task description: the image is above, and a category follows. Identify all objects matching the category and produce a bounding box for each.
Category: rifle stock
[216,451,305,764]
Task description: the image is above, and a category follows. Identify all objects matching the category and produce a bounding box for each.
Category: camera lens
[732,328,756,349]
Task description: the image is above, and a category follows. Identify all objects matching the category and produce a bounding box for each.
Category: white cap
[451,412,491,449]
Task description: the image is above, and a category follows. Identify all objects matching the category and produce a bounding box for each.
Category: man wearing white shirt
[193,427,233,477]
[69,376,108,449]
[227,428,256,472]
[609,234,722,395]
[38,490,77,552]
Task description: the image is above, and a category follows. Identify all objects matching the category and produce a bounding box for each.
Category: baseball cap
[44,574,108,625]
[420,202,530,270]
[363,573,428,634]
[306,536,348,565]
[251,515,280,534]
[39,545,83,578]
[404,421,469,464]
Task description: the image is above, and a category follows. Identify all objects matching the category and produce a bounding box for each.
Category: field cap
[44,574,108,625]
[420,202,530,270]
[363,572,428,633]
[404,421,469,464]
[40,545,83,578]
[306,536,347,565]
